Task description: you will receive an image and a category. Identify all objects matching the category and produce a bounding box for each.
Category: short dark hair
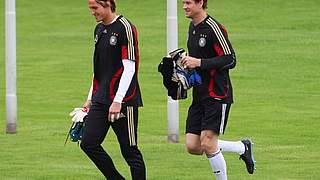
[95,0,116,12]
[194,0,207,9]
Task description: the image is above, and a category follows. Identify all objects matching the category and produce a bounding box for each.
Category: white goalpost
[167,0,179,143]
[5,0,17,134]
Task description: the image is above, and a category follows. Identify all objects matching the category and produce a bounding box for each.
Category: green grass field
[1,0,320,179]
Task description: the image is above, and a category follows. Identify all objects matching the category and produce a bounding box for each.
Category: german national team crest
[110,35,117,46]
[199,37,206,47]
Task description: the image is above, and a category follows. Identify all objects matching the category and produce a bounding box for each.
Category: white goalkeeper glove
[69,107,89,122]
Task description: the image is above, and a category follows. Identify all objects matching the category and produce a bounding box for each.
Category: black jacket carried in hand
[158,56,187,100]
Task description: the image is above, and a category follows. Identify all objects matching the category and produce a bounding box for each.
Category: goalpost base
[168,134,179,143]
[6,123,17,134]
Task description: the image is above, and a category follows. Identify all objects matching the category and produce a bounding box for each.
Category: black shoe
[239,139,256,174]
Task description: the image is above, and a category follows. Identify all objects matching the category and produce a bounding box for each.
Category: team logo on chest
[110,35,117,45]
[199,37,206,47]
[199,34,207,47]
[110,32,118,46]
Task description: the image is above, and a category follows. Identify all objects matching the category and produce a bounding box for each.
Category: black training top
[187,15,236,104]
[91,15,142,106]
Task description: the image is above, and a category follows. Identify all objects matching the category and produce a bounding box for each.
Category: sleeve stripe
[207,18,230,55]
[206,18,231,55]
[119,17,135,60]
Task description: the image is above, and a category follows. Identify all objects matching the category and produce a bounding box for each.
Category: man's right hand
[83,100,92,108]
[69,107,89,122]
[181,55,201,69]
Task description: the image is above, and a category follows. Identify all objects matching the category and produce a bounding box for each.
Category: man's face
[182,0,203,19]
[88,0,109,22]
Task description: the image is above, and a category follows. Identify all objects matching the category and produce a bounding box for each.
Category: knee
[121,147,145,168]
[80,141,95,153]
[80,141,88,152]
[200,140,212,153]
[121,146,143,162]
[186,141,203,155]
[200,135,218,154]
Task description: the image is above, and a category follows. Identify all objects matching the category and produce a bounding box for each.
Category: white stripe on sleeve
[113,59,135,103]
[206,18,231,55]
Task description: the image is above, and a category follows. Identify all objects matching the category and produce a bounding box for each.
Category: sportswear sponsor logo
[94,34,98,44]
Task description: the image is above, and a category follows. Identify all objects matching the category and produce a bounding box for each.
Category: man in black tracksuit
[181,0,255,179]
[80,0,146,179]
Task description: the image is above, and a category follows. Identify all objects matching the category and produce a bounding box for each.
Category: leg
[214,103,256,174]
[112,106,146,180]
[218,139,245,154]
[200,130,219,155]
[185,100,227,179]
[201,100,231,180]
[80,102,125,180]
[218,139,255,174]
[185,102,203,155]
[201,130,227,180]
[216,104,245,154]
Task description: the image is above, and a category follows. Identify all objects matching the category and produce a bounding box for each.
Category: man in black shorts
[79,0,146,179]
[181,0,255,179]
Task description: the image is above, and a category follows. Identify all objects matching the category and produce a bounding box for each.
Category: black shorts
[185,99,231,135]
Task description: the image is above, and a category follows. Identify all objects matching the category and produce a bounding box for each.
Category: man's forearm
[113,59,135,103]
[200,54,236,70]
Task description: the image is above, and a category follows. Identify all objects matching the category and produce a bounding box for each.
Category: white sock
[218,140,245,155]
[207,150,227,180]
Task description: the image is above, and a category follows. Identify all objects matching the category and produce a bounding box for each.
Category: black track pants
[80,102,146,180]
